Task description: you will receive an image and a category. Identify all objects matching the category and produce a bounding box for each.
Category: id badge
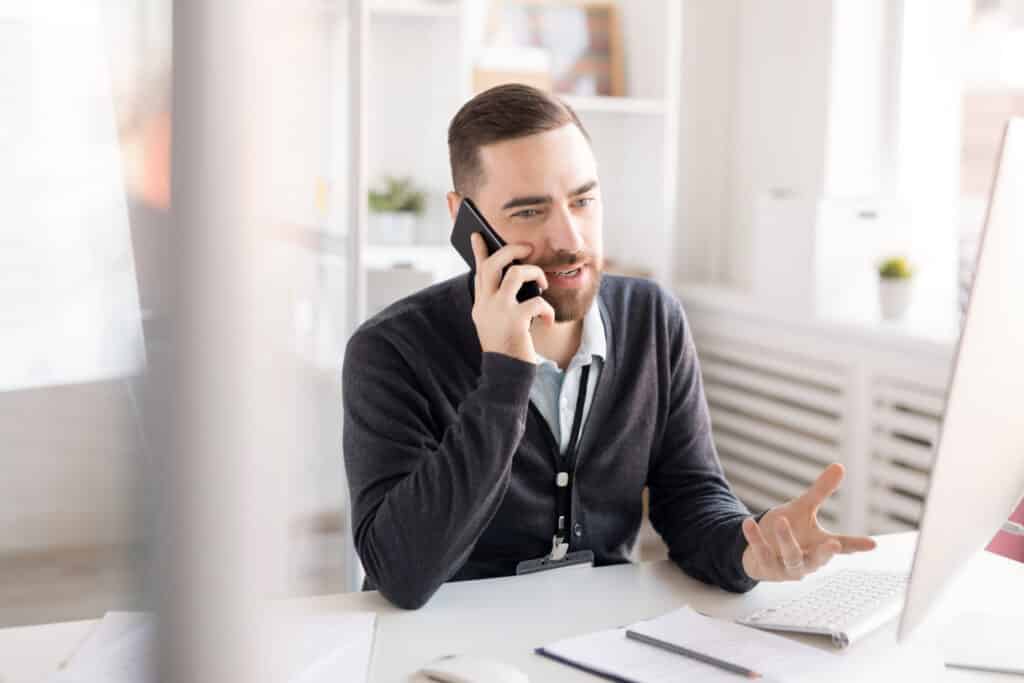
[515,549,595,575]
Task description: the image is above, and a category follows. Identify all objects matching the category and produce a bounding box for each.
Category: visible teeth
[556,268,580,277]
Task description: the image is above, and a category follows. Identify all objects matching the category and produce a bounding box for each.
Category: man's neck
[532,318,583,370]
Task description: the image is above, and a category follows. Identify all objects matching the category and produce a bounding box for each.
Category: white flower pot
[369,212,417,245]
[878,278,912,321]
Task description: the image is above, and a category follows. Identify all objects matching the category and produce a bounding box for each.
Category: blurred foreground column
[161,1,298,680]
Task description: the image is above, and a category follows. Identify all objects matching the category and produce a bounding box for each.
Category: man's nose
[548,204,585,255]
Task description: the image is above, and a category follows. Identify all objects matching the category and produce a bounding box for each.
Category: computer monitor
[898,118,1024,641]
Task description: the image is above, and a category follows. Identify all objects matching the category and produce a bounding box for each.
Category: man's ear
[446,192,461,222]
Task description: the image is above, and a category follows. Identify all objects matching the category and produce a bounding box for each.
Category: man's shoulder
[599,274,685,323]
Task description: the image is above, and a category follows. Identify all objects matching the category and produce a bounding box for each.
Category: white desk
[2,533,1021,682]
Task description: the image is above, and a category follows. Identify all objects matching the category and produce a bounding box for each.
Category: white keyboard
[737,569,910,648]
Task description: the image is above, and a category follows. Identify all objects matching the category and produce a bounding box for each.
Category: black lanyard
[552,363,590,559]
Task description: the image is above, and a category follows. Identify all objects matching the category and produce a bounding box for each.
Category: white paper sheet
[50,612,153,682]
[540,606,841,683]
[49,611,376,683]
[940,612,1024,676]
[271,612,377,683]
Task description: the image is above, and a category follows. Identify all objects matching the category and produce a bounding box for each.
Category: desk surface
[3,533,1021,682]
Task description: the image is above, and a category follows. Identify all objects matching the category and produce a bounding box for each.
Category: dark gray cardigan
[342,273,758,609]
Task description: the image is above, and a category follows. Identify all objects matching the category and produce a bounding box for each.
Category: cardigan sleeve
[646,300,759,593]
[343,328,536,609]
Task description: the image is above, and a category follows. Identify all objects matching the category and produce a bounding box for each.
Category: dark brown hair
[447,83,590,197]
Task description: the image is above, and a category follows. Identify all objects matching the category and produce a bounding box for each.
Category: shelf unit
[348,0,683,316]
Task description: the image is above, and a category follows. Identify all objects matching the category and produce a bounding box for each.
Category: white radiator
[691,324,951,537]
[868,377,945,533]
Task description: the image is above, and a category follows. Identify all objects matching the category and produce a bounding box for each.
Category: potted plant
[878,256,914,321]
[368,176,426,244]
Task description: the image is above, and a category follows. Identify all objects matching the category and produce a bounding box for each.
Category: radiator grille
[869,378,945,533]
[696,335,846,524]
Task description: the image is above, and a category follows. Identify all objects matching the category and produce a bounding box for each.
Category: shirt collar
[579,297,607,363]
[536,297,607,371]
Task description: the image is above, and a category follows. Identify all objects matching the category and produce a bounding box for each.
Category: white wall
[0,381,142,553]
[367,15,463,242]
[725,0,834,289]
[676,0,739,283]
[824,0,888,199]
[677,0,836,288]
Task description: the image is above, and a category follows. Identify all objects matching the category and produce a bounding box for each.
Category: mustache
[535,250,595,269]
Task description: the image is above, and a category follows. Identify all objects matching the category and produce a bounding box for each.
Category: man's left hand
[741,463,876,581]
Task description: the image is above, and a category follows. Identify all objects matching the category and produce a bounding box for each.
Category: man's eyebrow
[570,180,598,196]
[500,180,599,211]
[501,194,552,211]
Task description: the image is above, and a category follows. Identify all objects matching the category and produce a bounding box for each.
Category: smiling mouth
[546,264,585,277]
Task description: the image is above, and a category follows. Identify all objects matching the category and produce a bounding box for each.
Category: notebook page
[540,606,840,683]
[541,625,740,683]
[632,607,840,681]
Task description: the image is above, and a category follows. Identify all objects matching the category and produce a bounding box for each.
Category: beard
[541,263,603,322]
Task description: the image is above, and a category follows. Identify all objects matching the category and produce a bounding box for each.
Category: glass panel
[1,0,360,639]
[0,0,165,629]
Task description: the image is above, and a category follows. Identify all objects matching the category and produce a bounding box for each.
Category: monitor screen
[898,118,1024,640]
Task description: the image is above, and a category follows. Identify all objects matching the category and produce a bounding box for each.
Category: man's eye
[512,208,542,219]
[573,197,595,208]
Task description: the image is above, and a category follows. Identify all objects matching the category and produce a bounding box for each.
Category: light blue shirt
[529,300,607,454]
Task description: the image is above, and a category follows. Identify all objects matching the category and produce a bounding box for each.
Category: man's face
[463,124,604,322]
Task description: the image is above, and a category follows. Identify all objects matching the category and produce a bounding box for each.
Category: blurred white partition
[163,1,314,680]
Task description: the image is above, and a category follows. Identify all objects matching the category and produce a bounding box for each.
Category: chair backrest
[987,500,1024,563]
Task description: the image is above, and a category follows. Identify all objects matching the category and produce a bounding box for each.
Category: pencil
[624,629,762,679]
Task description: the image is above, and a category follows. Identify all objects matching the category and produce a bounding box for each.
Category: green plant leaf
[367,175,426,214]
[878,256,913,279]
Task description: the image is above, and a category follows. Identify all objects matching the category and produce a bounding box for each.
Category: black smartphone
[450,198,542,302]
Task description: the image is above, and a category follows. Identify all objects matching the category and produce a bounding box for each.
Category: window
[959,0,1024,311]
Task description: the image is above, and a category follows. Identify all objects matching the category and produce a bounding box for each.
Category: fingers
[743,516,809,581]
[831,534,878,554]
[742,517,777,575]
[470,232,488,271]
[773,517,806,577]
[498,264,549,301]
[522,296,556,327]
[743,511,876,583]
[471,233,533,295]
[801,463,845,509]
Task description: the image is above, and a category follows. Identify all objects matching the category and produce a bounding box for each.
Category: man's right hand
[470,232,555,364]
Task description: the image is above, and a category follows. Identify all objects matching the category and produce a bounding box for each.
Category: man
[343,84,875,610]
